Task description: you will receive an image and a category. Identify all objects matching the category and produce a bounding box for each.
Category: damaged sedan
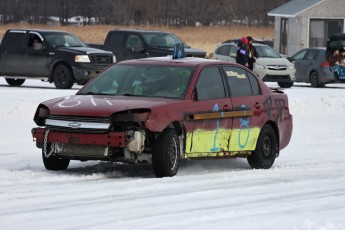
[32,57,293,177]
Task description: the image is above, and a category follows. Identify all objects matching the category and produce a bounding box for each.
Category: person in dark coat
[247,36,258,71]
[236,37,248,67]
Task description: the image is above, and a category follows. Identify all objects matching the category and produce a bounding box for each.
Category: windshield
[255,45,281,58]
[44,33,86,48]
[78,64,194,99]
[142,32,186,48]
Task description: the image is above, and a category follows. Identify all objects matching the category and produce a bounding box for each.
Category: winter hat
[247,36,253,42]
[241,37,248,44]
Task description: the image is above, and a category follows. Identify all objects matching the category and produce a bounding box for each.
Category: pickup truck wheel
[152,129,180,177]
[42,143,70,171]
[53,64,74,89]
[5,78,25,86]
[247,124,277,169]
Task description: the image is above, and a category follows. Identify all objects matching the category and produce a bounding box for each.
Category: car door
[21,31,49,77]
[291,49,317,82]
[222,66,264,152]
[290,49,307,81]
[0,30,26,75]
[301,49,319,82]
[185,66,234,157]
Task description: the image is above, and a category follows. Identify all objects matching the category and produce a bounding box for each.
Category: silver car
[213,42,296,88]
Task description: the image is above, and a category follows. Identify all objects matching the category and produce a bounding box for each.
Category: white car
[213,42,296,88]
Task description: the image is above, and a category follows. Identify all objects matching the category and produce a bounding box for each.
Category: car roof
[8,29,70,34]
[219,42,269,47]
[302,47,326,50]
[118,56,235,67]
[111,29,171,34]
[329,33,345,40]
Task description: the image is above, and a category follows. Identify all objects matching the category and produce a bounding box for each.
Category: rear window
[106,33,125,48]
[3,31,26,52]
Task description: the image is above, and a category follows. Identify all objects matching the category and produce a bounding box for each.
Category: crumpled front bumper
[32,127,127,148]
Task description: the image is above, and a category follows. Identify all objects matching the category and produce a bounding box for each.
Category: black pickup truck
[89,29,207,62]
[0,29,115,89]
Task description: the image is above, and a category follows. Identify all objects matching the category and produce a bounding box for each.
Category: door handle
[223,104,231,111]
[254,103,262,109]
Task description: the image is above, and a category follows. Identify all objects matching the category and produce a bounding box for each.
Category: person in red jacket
[236,37,248,67]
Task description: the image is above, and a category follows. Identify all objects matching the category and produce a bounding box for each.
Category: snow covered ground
[1,78,345,230]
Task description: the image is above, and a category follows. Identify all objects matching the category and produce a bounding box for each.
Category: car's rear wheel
[5,78,25,86]
[310,71,324,88]
[247,124,278,169]
[152,129,180,177]
[42,143,70,171]
[53,64,74,89]
[277,81,294,88]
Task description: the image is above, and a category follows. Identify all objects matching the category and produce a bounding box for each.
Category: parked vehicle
[287,47,337,87]
[0,29,115,89]
[213,42,296,88]
[31,56,293,177]
[326,33,345,83]
[327,33,345,54]
[89,29,207,62]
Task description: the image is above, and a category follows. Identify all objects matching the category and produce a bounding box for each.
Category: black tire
[277,81,294,88]
[5,78,25,86]
[152,129,180,177]
[310,71,323,88]
[247,124,278,169]
[77,80,88,85]
[42,143,70,171]
[53,64,74,89]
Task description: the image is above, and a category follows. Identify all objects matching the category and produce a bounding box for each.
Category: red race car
[32,57,293,177]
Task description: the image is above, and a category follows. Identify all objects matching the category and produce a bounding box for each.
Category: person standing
[236,37,249,67]
[247,36,258,71]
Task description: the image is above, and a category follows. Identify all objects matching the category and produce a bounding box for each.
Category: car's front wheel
[5,78,25,86]
[278,81,294,88]
[42,143,70,171]
[53,64,74,89]
[247,124,278,169]
[152,129,180,177]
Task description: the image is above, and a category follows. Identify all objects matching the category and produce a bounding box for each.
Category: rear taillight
[321,61,329,67]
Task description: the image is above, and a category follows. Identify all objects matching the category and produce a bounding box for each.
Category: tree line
[0,0,289,26]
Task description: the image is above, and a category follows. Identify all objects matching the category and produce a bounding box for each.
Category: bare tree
[0,0,290,26]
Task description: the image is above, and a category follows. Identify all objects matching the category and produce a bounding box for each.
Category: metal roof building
[268,0,345,56]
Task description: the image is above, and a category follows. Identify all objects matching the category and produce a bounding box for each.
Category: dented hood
[42,95,178,117]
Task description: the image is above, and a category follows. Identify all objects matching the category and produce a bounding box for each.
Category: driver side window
[126,35,143,49]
